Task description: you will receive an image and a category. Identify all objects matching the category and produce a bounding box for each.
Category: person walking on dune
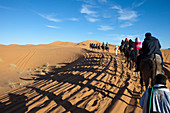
[139,74,170,113]
[115,46,118,56]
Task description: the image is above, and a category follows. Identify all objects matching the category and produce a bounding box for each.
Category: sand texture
[0,41,169,113]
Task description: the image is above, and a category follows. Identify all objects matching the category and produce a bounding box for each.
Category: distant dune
[76,40,101,45]
[0,40,169,113]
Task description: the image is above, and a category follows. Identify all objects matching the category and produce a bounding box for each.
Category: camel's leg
[135,72,138,78]
[145,76,150,90]
[140,73,144,93]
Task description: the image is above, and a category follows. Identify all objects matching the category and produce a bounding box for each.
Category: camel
[139,54,163,93]
[119,44,124,55]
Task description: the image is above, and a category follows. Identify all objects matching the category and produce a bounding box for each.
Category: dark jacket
[129,40,134,49]
[142,36,162,60]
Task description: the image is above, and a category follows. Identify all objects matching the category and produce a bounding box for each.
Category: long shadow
[0,49,140,113]
[26,86,90,113]
[0,93,28,113]
[163,62,170,79]
[114,58,118,75]
[104,72,131,113]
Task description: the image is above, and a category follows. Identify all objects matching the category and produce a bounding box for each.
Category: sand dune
[0,41,169,113]
[0,44,82,93]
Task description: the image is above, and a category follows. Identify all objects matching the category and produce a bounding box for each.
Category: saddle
[141,54,162,64]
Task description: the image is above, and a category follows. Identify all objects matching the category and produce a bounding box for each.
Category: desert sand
[0,40,169,113]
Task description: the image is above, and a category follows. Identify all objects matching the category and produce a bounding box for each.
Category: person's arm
[141,41,145,52]
[158,39,161,49]
[139,89,149,108]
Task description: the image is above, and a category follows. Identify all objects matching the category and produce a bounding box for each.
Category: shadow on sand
[0,49,141,113]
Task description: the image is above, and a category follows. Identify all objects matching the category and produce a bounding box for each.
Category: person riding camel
[129,39,134,50]
[93,43,96,48]
[134,33,163,72]
[96,43,98,48]
[139,74,170,113]
[124,38,129,47]
[106,42,109,47]
[134,37,141,57]
[128,39,134,55]
[98,43,101,49]
[124,38,129,55]
[102,42,105,47]
[121,40,124,46]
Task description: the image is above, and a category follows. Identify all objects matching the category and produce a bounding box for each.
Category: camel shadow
[0,93,28,113]
[0,49,141,113]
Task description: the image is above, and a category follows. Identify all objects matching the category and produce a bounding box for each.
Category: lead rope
[149,87,153,113]
[149,54,157,113]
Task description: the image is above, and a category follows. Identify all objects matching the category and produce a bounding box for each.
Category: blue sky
[0,0,170,48]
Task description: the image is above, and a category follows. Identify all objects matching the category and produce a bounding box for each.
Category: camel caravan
[89,42,109,52]
[89,33,170,113]
[119,33,164,93]
[89,33,165,93]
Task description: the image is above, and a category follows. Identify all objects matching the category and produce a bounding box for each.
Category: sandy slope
[0,44,82,93]
[0,41,169,113]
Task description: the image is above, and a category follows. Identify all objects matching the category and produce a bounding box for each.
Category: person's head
[145,32,151,38]
[155,74,167,85]
[125,38,128,41]
[135,37,140,42]
[129,39,132,42]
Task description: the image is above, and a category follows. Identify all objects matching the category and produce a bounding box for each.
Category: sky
[0,0,170,49]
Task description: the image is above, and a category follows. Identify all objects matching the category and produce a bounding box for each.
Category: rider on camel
[139,74,170,113]
[134,37,141,57]
[106,42,109,47]
[134,33,163,72]
[124,38,129,55]
[121,40,124,46]
[129,39,134,51]
[102,42,105,47]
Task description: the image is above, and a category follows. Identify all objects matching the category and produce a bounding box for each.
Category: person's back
[124,38,129,50]
[102,42,105,46]
[142,33,162,58]
[129,39,134,49]
[139,74,170,113]
[96,43,98,47]
[134,37,141,51]
[134,37,141,56]
[106,42,109,47]
[134,33,163,72]
[121,40,124,46]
